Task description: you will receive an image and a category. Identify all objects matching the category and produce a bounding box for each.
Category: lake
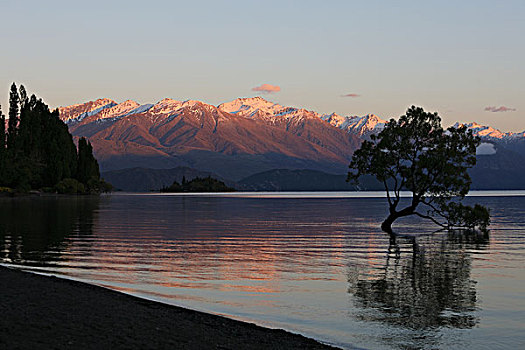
[1,193,524,349]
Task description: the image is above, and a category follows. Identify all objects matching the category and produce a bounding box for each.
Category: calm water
[1,193,524,349]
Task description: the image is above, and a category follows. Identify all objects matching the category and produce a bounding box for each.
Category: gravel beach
[0,266,339,349]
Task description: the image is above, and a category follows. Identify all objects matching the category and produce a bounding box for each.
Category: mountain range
[57,97,525,191]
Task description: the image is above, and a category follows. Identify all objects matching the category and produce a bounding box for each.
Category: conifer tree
[19,85,28,108]
[7,83,20,149]
[16,85,30,154]
[1,83,107,192]
[0,105,5,181]
[0,105,5,150]
[8,89,80,188]
[77,137,100,186]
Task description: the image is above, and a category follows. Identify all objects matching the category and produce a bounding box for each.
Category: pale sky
[1,0,523,131]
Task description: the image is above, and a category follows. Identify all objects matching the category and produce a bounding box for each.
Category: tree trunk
[381,205,416,234]
[381,214,396,234]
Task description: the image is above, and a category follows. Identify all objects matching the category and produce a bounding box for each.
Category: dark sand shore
[0,266,339,349]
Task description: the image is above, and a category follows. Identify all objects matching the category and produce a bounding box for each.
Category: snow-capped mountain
[218,97,322,125]
[219,97,387,137]
[58,96,388,138]
[58,98,116,123]
[56,96,525,186]
[453,122,525,140]
[218,97,286,118]
[58,97,525,144]
[57,97,361,180]
[453,122,525,164]
[321,113,386,137]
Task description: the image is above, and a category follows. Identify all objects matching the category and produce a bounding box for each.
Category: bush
[55,178,86,194]
[0,187,15,196]
[86,177,113,193]
[41,187,55,193]
[161,176,235,193]
[446,202,491,230]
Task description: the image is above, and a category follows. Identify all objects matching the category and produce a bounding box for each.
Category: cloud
[484,106,516,112]
[476,142,497,155]
[252,84,281,94]
[341,93,360,98]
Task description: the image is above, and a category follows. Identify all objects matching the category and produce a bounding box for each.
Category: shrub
[55,178,86,194]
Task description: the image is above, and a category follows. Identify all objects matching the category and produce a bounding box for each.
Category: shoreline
[0,266,339,349]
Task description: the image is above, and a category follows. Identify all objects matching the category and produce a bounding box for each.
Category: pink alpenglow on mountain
[321,113,386,137]
[58,98,116,123]
[57,95,525,182]
[453,122,525,140]
[58,96,361,180]
[219,97,289,119]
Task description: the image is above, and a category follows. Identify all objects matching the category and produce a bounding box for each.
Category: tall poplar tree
[0,83,108,192]
[7,83,20,149]
[0,105,5,181]
[19,85,28,108]
[76,137,100,186]
[0,105,5,150]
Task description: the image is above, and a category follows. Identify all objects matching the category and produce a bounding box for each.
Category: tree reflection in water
[348,230,489,333]
[0,196,100,266]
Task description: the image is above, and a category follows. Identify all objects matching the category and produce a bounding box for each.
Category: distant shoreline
[0,266,338,349]
[111,190,525,198]
[3,189,525,200]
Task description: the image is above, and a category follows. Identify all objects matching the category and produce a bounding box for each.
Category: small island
[161,176,235,193]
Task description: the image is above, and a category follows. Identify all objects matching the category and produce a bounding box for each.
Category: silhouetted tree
[348,106,490,233]
[0,105,5,182]
[19,85,28,108]
[7,83,19,149]
[0,106,5,152]
[162,176,234,192]
[0,84,109,193]
[76,137,100,185]
[13,93,79,188]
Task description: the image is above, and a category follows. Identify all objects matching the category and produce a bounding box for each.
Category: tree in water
[348,106,490,233]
